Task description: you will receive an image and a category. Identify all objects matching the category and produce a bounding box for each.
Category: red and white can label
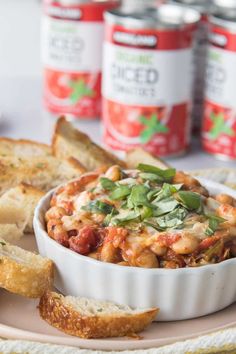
[42,1,118,119]
[102,24,195,157]
[202,24,236,159]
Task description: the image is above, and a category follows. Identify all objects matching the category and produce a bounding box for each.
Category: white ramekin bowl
[34,178,236,321]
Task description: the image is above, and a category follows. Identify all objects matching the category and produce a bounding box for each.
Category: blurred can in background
[102,4,200,157]
[212,0,236,10]
[42,0,119,120]
[202,7,236,160]
[169,0,211,134]
[121,0,165,11]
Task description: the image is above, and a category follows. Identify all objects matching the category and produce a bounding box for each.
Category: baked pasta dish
[46,164,236,269]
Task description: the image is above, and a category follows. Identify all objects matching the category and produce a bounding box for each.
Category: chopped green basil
[204,240,224,261]
[147,188,162,200]
[110,185,131,200]
[153,197,179,217]
[139,172,163,182]
[152,183,181,203]
[156,207,188,229]
[111,210,140,226]
[103,208,119,226]
[137,164,176,181]
[177,191,202,211]
[82,200,115,215]
[0,241,6,246]
[127,185,152,208]
[100,177,115,191]
[140,206,153,220]
[205,215,226,236]
[144,219,165,231]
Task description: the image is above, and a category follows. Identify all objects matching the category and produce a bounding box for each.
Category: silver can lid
[213,0,236,9]
[210,7,236,31]
[105,3,200,30]
[169,0,211,14]
[121,0,158,12]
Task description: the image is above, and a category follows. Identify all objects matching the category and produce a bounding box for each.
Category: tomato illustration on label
[208,111,234,141]
[69,79,95,104]
[139,113,169,144]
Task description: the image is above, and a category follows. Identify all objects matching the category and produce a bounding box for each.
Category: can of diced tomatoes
[121,0,165,12]
[42,0,120,120]
[169,0,211,134]
[202,8,236,160]
[212,0,236,10]
[102,4,200,157]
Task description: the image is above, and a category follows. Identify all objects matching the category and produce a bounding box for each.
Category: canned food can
[121,0,164,12]
[169,0,211,134]
[102,4,200,157]
[42,0,119,120]
[202,9,236,160]
[212,0,236,10]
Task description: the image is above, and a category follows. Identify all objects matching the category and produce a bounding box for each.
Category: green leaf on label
[69,79,94,104]
[138,164,176,181]
[205,215,226,236]
[208,112,235,140]
[139,114,169,144]
[110,185,131,200]
[82,200,115,215]
[177,191,202,211]
[100,177,116,191]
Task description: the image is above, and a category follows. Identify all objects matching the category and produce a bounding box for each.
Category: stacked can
[102,4,200,157]
[169,0,212,134]
[202,6,236,160]
[121,0,165,11]
[42,0,120,120]
[212,0,236,10]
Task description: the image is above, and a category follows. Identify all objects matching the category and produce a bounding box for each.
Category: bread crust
[39,291,158,339]
[126,148,170,170]
[52,117,126,170]
[0,247,53,298]
[0,155,86,196]
[0,137,51,156]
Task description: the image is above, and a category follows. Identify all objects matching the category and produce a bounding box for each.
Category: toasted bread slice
[0,137,51,157]
[39,291,158,339]
[0,239,53,298]
[126,148,170,170]
[0,184,44,233]
[0,224,26,243]
[0,155,86,196]
[52,117,126,171]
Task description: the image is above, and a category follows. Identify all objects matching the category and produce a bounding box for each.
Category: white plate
[0,228,235,350]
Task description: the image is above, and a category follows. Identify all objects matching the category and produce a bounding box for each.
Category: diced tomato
[157,233,181,247]
[69,226,101,255]
[164,249,186,268]
[198,237,219,251]
[59,200,74,215]
[105,227,128,247]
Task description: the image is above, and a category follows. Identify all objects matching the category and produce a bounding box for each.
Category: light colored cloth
[0,328,235,353]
